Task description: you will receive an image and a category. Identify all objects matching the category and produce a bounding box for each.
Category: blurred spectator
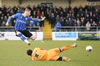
[90,19,93,24]
[11,20,16,26]
[50,13,56,28]
[13,6,18,13]
[65,18,70,26]
[37,10,41,18]
[0,4,99,30]
[98,21,100,26]
[86,14,90,22]
[77,18,80,26]
[56,22,61,31]
[36,22,40,26]
[4,16,7,22]
[0,17,4,26]
[68,18,74,26]
[2,21,6,26]
[0,11,2,18]
[86,21,91,31]
[61,18,65,26]
[80,18,85,26]
[93,13,97,23]
[89,12,93,20]
[92,21,97,27]
[84,9,88,18]
[33,11,37,18]
[56,15,60,23]
[30,21,35,27]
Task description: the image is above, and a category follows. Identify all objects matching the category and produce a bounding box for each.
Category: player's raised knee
[30,36,36,40]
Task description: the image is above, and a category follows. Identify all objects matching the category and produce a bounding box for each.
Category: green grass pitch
[0,40,100,66]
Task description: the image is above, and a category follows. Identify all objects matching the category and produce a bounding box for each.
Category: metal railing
[52,26,100,32]
[0,26,100,32]
[0,26,41,32]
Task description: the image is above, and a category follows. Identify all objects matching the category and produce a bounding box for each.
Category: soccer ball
[86,46,93,52]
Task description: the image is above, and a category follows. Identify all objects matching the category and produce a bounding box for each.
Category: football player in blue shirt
[6,7,45,45]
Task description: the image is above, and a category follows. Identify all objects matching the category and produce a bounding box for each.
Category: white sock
[24,40,30,44]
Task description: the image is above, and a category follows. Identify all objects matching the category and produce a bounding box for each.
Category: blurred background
[0,0,100,40]
[0,1,100,66]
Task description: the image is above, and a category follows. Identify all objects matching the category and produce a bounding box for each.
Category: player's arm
[28,17,46,22]
[31,56,34,61]
[32,17,46,21]
[6,14,18,26]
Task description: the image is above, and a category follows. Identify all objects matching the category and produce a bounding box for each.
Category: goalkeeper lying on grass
[27,43,77,61]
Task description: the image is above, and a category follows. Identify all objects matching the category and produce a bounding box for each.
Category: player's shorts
[56,57,62,61]
[15,30,32,38]
[47,48,61,61]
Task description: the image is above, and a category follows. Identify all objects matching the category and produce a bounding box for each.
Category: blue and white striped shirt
[7,13,41,31]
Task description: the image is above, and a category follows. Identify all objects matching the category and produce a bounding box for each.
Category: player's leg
[48,49,71,62]
[22,30,36,40]
[50,56,71,62]
[22,30,35,40]
[48,48,61,56]
[60,43,77,52]
[57,56,71,62]
[62,57,71,62]
[48,48,61,61]
[15,31,30,45]
[48,43,77,54]
[30,35,36,40]
[48,43,77,61]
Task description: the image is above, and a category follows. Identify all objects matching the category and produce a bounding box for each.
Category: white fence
[0,32,100,40]
[0,32,43,40]
[0,29,100,40]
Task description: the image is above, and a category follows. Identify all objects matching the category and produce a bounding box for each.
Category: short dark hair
[27,49,32,56]
[25,7,31,11]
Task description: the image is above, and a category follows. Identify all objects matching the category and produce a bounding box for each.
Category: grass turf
[0,40,100,66]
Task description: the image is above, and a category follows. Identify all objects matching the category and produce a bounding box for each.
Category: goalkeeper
[27,43,77,61]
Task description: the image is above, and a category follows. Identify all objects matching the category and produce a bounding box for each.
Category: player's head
[24,7,31,17]
[27,49,32,56]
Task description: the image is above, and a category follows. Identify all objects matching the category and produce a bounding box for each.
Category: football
[86,46,93,52]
